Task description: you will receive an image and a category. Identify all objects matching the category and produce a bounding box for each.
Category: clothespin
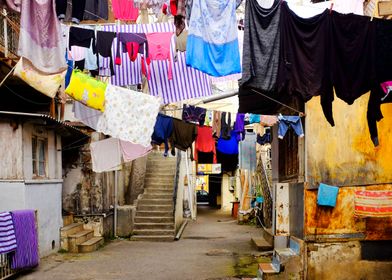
[299,112,306,118]
[329,2,334,14]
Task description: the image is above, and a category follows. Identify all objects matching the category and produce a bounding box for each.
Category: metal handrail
[172,151,181,216]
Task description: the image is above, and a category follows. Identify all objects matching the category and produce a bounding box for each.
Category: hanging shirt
[115,33,149,66]
[120,140,152,162]
[96,31,116,75]
[146,32,174,80]
[169,118,197,158]
[84,0,109,20]
[217,130,239,155]
[151,114,174,155]
[112,0,139,21]
[233,113,245,142]
[248,114,261,124]
[212,111,222,138]
[96,84,160,147]
[195,126,217,163]
[239,132,257,171]
[69,27,96,52]
[0,212,17,254]
[186,0,241,77]
[90,138,122,173]
[241,0,281,91]
[182,104,206,125]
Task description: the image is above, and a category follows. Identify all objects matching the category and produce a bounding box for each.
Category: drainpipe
[114,170,118,237]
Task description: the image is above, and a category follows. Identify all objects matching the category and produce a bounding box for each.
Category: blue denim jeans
[278,115,304,139]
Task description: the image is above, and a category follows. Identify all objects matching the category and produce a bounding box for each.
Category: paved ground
[18,206,270,280]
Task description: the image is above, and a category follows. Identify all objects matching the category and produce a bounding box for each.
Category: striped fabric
[101,22,212,104]
[0,212,17,254]
[354,190,392,217]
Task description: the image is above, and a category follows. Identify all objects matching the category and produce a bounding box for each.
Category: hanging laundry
[175,29,188,52]
[204,111,212,127]
[278,115,304,139]
[18,0,67,74]
[169,118,197,157]
[120,140,152,162]
[217,151,238,172]
[241,0,281,92]
[239,132,257,171]
[277,2,334,126]
[65,51,73,88]
[374,18,392,86]
[112,0,139,21]
[73,101,102,130]
[146,32,174,80]
[257,131,271,145]
[84,0,109,20]
[260,115,278,127]
[0,0,20,12]
[69,27,96,51]
[90,138,122,172]
[0,212,17,254]
[70,46,87,62]
[195,126,217,163]
[330,11,375,106]
[96,31,116,75]
[182,104,206,125]
[197,152,215,164]
[354,190,392,217]
[85,39,98,71]
[115,33,149,65]
[186,0,241,77]
[11,210,39,270]
[13,57,67,98]
[134,0,165,16]
[217,131,239,155]
[233,113,245,142]
[65,70,107,111]
[151,113,174,155]
[97,84,160,147]
[174,0,186,36]
[212,111,222,138]
[220,112,232,140]
[56,0,86,24]
[317,183,339,207]
[248,114,261,124]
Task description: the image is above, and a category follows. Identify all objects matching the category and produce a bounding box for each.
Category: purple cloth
[234,113,245,142]
[182,104,206,125]
[11,210,39,270]
[0,212,17,254]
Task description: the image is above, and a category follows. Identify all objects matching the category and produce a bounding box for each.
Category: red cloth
[112,0,139,21]
[195,126,217,163]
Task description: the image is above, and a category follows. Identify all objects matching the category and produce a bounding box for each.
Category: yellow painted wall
[305,93,392,187]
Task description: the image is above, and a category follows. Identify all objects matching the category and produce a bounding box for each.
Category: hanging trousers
[56,0,86,21]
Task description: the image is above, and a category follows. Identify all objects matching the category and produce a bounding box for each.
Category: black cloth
[84,0,108,20]
[330,11,375,105]
[170,118,197,159]
[220,112,231,140]
[56,0,86,21]
[277,2,334,126]
[69,27,96,53]
[197,152,214,164]
[96,31,116,75]
[74,59,85,71]
[217,151,238,172]
[257,132,271,145]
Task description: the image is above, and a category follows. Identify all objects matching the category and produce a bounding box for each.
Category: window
[32,136,47,178]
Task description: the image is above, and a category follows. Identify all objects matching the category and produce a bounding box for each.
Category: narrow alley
[19,207,269,280]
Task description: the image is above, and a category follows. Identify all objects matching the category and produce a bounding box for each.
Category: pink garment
[120,140,152,162]
[70,46,87,61]
[112,0,139,21]
[90,138,122,173]
[1,0,21,12]
[146,32,174,80]
[260,115,279,127]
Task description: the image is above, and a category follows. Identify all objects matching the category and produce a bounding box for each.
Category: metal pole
[184,150,195,219]
[114,170,118,237]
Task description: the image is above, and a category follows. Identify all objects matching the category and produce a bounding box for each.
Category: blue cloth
[278,115,304,139]
[217,131,239,155]
[186,0,241,77]
[317,183,339,207]
[249,114,261,124]
[151,114,174,155]
[65,52,73,88]
[257,132,271,145]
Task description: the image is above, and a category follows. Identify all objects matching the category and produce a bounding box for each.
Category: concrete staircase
[60,223,104,253]
[257,236,304,279]
[131,153,177,242]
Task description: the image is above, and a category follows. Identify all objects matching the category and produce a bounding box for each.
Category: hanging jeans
[278,115,304,139]
[56,0,86,23]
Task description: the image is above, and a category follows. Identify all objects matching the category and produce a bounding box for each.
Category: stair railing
[172,150,181,216]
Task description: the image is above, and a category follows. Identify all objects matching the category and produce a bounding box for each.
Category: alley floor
[18,206,270,280]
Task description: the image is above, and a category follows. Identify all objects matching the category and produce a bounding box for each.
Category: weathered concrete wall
[116,205,136,237]
[175,152,185,230]
[305,95,392,188]
[0,181,26,210]
[74,214,114,238]
[304,184,392,240]
[127,156,148,204]
[0,121,23,179]
[307,241,392,280]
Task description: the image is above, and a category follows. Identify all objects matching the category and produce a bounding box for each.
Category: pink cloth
[90,138,122,173]
[112,0,139,21]
[260,115,279,127]
[146,32,174,80]
[70,46,86,61]
[120,140,152,162]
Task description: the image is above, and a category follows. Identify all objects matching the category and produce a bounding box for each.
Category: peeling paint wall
[305,95,392,187]
[0,121,23,179]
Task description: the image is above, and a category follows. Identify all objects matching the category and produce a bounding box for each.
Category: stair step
[145,172,176,177]
[136,211,173,217]
[135,216,174,223]
[146,165,176,171]
[137,205,173,211]
[60,223,84,237]
[145,185,175,190]
[144,189,173,195]
[130,235,174,242]
[134,223,174,230]
[68,230,94,253]
[258,263,279,274]
[275,248,297,264]
[133,229,175,236]
[142,194,173,199]
[139,199,173,206]
[144,179,175,184]
[252,237,273,252]
[78,237,104,253]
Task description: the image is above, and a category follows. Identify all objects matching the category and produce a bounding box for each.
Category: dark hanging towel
[182,104,207,125]
[197,152,214,164]
[96,31,116,75]
[169,118,198,158]
[69,27,96,51]
[277,2,334,126]
[217,151,238,172]
[84,0,109,21]
[329,11,375,105]
[56,0,86,23]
